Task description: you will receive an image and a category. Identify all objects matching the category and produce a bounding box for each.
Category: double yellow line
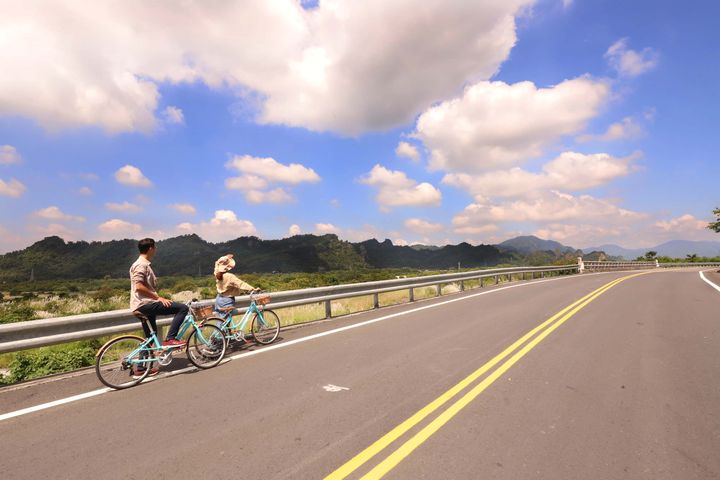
[325,272,646,480]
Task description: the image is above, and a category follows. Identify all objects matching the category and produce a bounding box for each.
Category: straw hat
[214,254,236,275]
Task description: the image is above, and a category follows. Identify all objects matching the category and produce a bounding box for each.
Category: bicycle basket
[192,305,214,320]
[256,294,271,305]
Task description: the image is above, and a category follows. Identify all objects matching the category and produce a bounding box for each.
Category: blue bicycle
[207,292,281,346]
[95,301,227,389]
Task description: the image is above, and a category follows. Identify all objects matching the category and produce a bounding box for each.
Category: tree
[709,207,720,232]
[686,253,698,262]
[644,251,657,261]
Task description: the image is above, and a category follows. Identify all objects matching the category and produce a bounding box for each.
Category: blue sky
[1,0,718,253]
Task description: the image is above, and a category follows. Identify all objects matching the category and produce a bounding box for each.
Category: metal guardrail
[659,262,720,268]
[0,264,577,354]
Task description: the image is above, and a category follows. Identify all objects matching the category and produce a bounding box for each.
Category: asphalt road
[1,269,719,479]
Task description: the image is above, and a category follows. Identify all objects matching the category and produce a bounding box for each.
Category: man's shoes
[132,367,160,379]
[162,338,186,347]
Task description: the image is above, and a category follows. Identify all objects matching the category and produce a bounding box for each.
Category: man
[130,238,188,347]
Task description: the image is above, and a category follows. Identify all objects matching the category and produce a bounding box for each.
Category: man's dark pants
[135,301,189,341]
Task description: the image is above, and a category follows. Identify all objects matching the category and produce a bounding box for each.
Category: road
[1,269,719,479]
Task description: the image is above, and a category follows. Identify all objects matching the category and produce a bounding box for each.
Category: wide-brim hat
[214,255,236,274]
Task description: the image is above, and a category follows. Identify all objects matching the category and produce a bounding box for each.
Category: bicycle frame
[127,310,208,368]
[214,300,269,338]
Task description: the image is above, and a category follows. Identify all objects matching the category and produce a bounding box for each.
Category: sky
[1,0,719,253]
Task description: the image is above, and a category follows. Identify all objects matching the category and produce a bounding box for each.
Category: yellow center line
[325,272,642,480]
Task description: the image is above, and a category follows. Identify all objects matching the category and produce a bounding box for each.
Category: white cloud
[170,203,196,215]
[605,38,659,77]
[654,214,707,234]
[288,224,301,236]
[162,106,184,124]
[361,164,441,211]
[453,190,646,228]
[225,155,319,204]
[30,223,82,241]
[105,201,142,213]
[245,187,294,204]
[534,223,623,245]
[577,117,643,143]
[115,165,152,187]
[175,210,256,242]
[404,218,444,234]
[415,77,610,172]
[226,155,320,184]
[33,206,85,222]
[0,145,21,164]
[395,141,420,162]
[78,186,94,196]
[0,1,532,135]
[0,224,26,253]
[98,219,143,237]
[0,178,26,197]
[315,223,339,235]
[442,151,638,199]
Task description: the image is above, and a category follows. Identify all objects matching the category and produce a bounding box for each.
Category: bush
[0,303,36,324]
[6,342,99,383]
[91,286,118,301]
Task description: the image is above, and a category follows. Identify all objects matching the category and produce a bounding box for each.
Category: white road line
[0,271,633,423]
[700,270,720,293]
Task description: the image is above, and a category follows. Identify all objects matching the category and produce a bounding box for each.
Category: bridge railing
[0,264,578,354]
[579,257,720,272]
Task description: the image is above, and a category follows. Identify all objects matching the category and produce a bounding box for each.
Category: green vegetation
[708,207,720,233]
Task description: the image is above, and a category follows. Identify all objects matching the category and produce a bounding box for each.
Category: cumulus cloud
[288,224,301,236]
[534,223,623,245]
[577,117,644,143]
[162,106,184,124]
[176,210,256,242]
[33,206,85,222]
[452,191,646,231]
[170,203,196,215]
[605,38,659,77]
[0,1,532,135]
[314,223,339,235]
[0,178,26,197]
[404,218,444,234]
[361,164,441,212]
[78,187,94,196]
[442,151,639,199]
[115,165,152,187]
[0,145,21,164]
[654,214,707,234]
[225,154,319,204]
[395,141,420,162]
[98,219,143,237]
[30,223,82,241]
[415,77,610,172]
[105,201,141,213]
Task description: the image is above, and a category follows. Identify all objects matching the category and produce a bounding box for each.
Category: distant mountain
[497,235,576,255]
[583,240,720,259]
[0,234,509,281]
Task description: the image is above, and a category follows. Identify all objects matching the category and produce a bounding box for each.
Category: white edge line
[700,270,720,293]
[0,270,630,422]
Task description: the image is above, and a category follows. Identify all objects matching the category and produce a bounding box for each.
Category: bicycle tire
[251,309,280,345]
[95,335,149,389]
[186,323,227,369]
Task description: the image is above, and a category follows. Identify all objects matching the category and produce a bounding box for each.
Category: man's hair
[138,238,156,254]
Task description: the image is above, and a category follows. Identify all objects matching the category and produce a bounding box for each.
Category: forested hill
[0,234,514,281]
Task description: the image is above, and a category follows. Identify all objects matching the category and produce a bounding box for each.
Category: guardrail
[659,262,720,268]
[0,264,577,354]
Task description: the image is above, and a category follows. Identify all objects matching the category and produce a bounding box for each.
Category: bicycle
[206,291,281,346]
[95,301,227,389]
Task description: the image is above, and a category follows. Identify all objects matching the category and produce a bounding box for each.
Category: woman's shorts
[214,294,235,312]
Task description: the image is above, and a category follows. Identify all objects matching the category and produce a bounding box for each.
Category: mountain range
[582,240,720,259]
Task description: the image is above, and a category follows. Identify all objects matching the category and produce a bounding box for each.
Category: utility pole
[30,267,35,282]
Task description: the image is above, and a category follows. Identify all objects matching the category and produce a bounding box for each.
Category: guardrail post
[373,293,380,309]
[324,300,332,319]
[495,275,499,285]
[409,288,415,302]
[460,280,465,291]
[436,284,441,296]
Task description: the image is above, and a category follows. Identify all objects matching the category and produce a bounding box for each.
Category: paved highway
[1,269,719,479]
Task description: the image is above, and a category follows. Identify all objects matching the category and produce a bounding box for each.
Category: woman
[213,254,258,313]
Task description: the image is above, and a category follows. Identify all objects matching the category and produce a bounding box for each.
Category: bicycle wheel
[251,309,280,345]
[186,323,227,369]
[95,335,150,389]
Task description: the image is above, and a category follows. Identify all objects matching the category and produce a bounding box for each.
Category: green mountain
[0,234,509,281]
